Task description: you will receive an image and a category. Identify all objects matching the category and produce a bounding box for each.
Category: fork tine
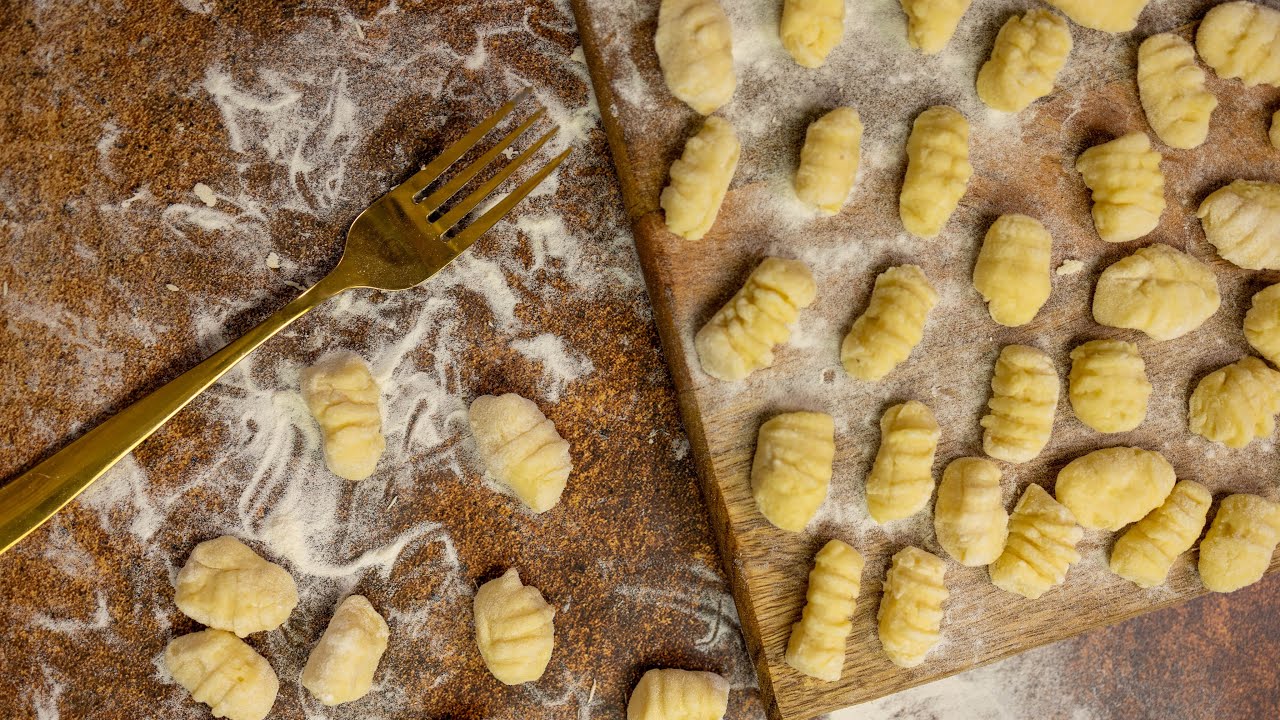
[401,88,532,195]
[434,127,560,233]
[416,108,547,212]
[447,146,572,252]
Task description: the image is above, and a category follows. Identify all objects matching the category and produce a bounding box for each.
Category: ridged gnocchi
[1110,480,1212,588]
[934,457,1008,567]
[1137,33,1218,149]
[1044,0,1148,32]
[1199,493,1280,593]
[1092,243,1220,341]
[981,345,1059,464]
[899,0,971,54]
[302,353,385,482]
[1188,356,1280,449]
[1196,180,1280,270]
[1075,133,1165,243]
[654,0,736,114]
[785,539,865,681]
[989,484,1083,599]
[1244,284,1280,366]
[1196,1,1280,88]
[627,668,730,720]
[165,629,279,720]
[473,569,555,685]
[1054,447,1176,531]
[781,0,845,68]
[972,214,1052,326]
[751,411,835,532]
[174,535,298,637]
[695,257,816,381]
[301,595,390,706]
[899,106,972,238]
[976,10,1073,113]
[841,265,938,380]
[877,547,947,668]
[795,107,863,215]
[661,116,741,241]
[866,401,941,524]
[469,393,572,513]
[1068,340,1151,433]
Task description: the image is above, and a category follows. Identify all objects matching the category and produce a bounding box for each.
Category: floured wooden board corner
[572,0,1280,718]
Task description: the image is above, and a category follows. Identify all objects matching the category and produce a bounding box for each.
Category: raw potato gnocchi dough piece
[654,0,735,114]
[1199,494,1280,592]
[1068,340,1151,433]
[865,401,941,523]
[473,569,555,685]
[174,535,298,637]
[627,668,730,720]
[972,214,1052,326]
[899,0,971,54]
[1092,244,1220,341]
[301,595,389,706]
[976,10,1073,113]
[841,265,938,380]
[1188,356,1280,448]
[302,353,385,481]
[469,393,572,513]
[661,116,741,240]
[1075,133,1165,243]
[1044,0,1149,32]
[785,539,865,681]
[989,484,1083,599]
[981,345,1059,464]
[1244,284,1280,366]
[795,107,863,215]
[1196,1,1280,88]
[751,412,835,532]
[1110,480,1212,588]
[1196,180,1280,270]
[1054,447,1176,531]
[899,106,972,238]
[694,257,816,381]
[934,457,1008,567]
[877,547,947,668]
[165,629,279,720]
[781,0,845,68]
[1137,33,1218,149]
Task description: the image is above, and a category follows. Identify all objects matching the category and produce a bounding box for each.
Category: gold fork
[0,91,569,555]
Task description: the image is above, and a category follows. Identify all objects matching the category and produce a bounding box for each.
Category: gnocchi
[1196,1,1280,88]
[655,0,736,114]
[301,595,390,706]
[1244,284,1280,367]
[661,116,741,241]
[1092,243,1220,341]
[989,484,1083,599]
[627,668,730,720]
[1196,180,1280,270]
[934,457,1008,567]
[781,0,845,68]
[785,539,865,681]
[976,10,1073,113]
[1054,447,1176,531]
[866,401,941,524]
[1067,340,1151,433]
[1137,33,1218,149]
[981,345,1059,464]
[751,411,835,532]
[1199,493,1280,593]
[899,0,971,55]
[473,569,555,685]
[840,265,938,381]
[899,106,972,238]
[174,535,298,637]
[695,257,816,381]
[165,629,279,720]
[1044,0,1148,32]
[1075,133,1165,243]
[972,214,1052,326]
[469,393,572,513]
[877,547,947,668]
[302,353,385,482]
[1188,356,1280,449]
[795,107,863,215]
[1110,480,1212,588]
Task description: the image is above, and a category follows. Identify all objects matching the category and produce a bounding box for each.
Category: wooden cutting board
[570,0,1280,717]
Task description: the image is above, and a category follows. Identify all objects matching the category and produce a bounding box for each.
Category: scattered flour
[1056,259,1086,276]
[265,251,281,269]
[511,333,596,402]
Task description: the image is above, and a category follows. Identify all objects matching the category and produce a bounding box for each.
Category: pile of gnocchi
[657,0,1280,687]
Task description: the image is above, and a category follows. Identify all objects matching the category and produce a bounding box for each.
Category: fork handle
[0,272,349,555]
